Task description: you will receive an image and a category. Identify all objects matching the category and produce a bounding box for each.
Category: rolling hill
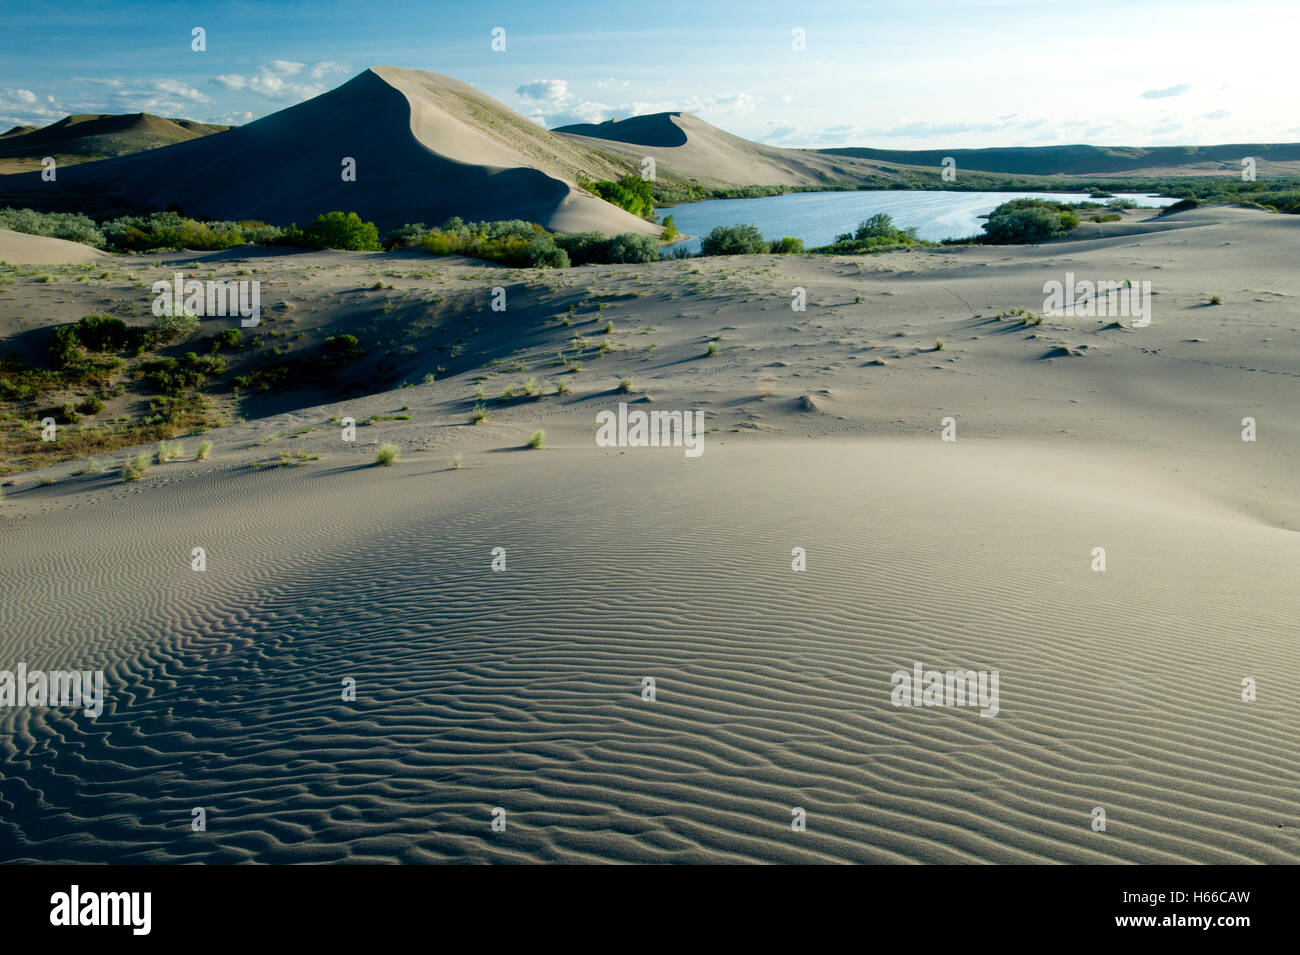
[0,113,230,175]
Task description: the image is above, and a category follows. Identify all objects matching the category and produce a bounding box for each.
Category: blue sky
[2,0,1296,148]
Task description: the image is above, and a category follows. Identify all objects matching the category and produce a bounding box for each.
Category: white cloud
[515,79,569,103]
[210,61,337,101]
[309,61,348,80]
[1141,83,1191,99]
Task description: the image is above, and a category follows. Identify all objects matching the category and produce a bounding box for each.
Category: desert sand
[0,227,108,264]
[0,204,1296,863]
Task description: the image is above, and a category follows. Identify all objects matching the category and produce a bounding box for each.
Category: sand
[0,205,1297,863]
[0,228,108,265]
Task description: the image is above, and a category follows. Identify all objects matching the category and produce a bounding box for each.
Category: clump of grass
[705,341,717,357]
[618,378,635,393]
[934,339,944,351]
[555,378,570,394]
[121,452,150,482]
[39,474,55,486]
[473,383,485,400]
[374,443,399,466]
[1208,294,1223,305]
[522,377,540,397]
[603,320,614,334]
[157,439,184,462]
[500,384,516,401]
[527,429,544,449]
[470,403,487,425]
[451,453,463,469]
[197,439,212,461]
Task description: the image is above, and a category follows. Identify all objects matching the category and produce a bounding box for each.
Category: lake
[660,190,1179,251]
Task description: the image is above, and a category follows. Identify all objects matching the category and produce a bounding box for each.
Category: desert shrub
[76,395,105,415]
[1160,198,1200,215]
[75,314,137,352]
[48,326,84,368]
[300,211,382,251]
[157,439,184,462]
[197,439,212,460]
[100,211,255,252]
[699,223,768,256]
[141,352,221,395]
[982,199,1080,244]
[375,443,399,465]
[604,233,660,263]
[150,309,200,344]
[1089,213,1122,223]
[527,429,544,449]
[207,328,242,352]
[0,208,106,247]
[580,175,655,218]
[382,223,430,250]
[322,334,364,365]
[769,236,804,254]
[420,218,570,268]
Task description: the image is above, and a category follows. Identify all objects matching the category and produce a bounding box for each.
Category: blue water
[661,191,1179,251]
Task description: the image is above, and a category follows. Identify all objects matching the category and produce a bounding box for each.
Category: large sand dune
[0,68,657,236]
[1,206,1297,863]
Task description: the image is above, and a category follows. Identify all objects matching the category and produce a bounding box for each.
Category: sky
[1,0,1296,149]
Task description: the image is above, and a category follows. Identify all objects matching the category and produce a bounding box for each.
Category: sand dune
[0,68,657,235]
[0,228,107,264]
[1,206,1297,863]
[556,111,886,188]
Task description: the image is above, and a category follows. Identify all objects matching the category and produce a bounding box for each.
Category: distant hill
[819,143,1300,178]
[0,113,230,174]
[0,68,658,235]
[557,113,1300,187]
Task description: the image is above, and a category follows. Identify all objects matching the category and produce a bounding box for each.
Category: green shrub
[699,223,768,256]
[982,199,1080,244]
[375,443,399,465]
[197,439,212,460]
[1160,198,1200,216]
[580,175,655,218]
[75,315,136,352]
[151,308,200,344]
[769,236,805,254]
[322,334,365,365]
[48,326,84,368]
[76,395,105,415]
[0,208,106,247]
[300,211,382,251]
[527,429,544,449]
